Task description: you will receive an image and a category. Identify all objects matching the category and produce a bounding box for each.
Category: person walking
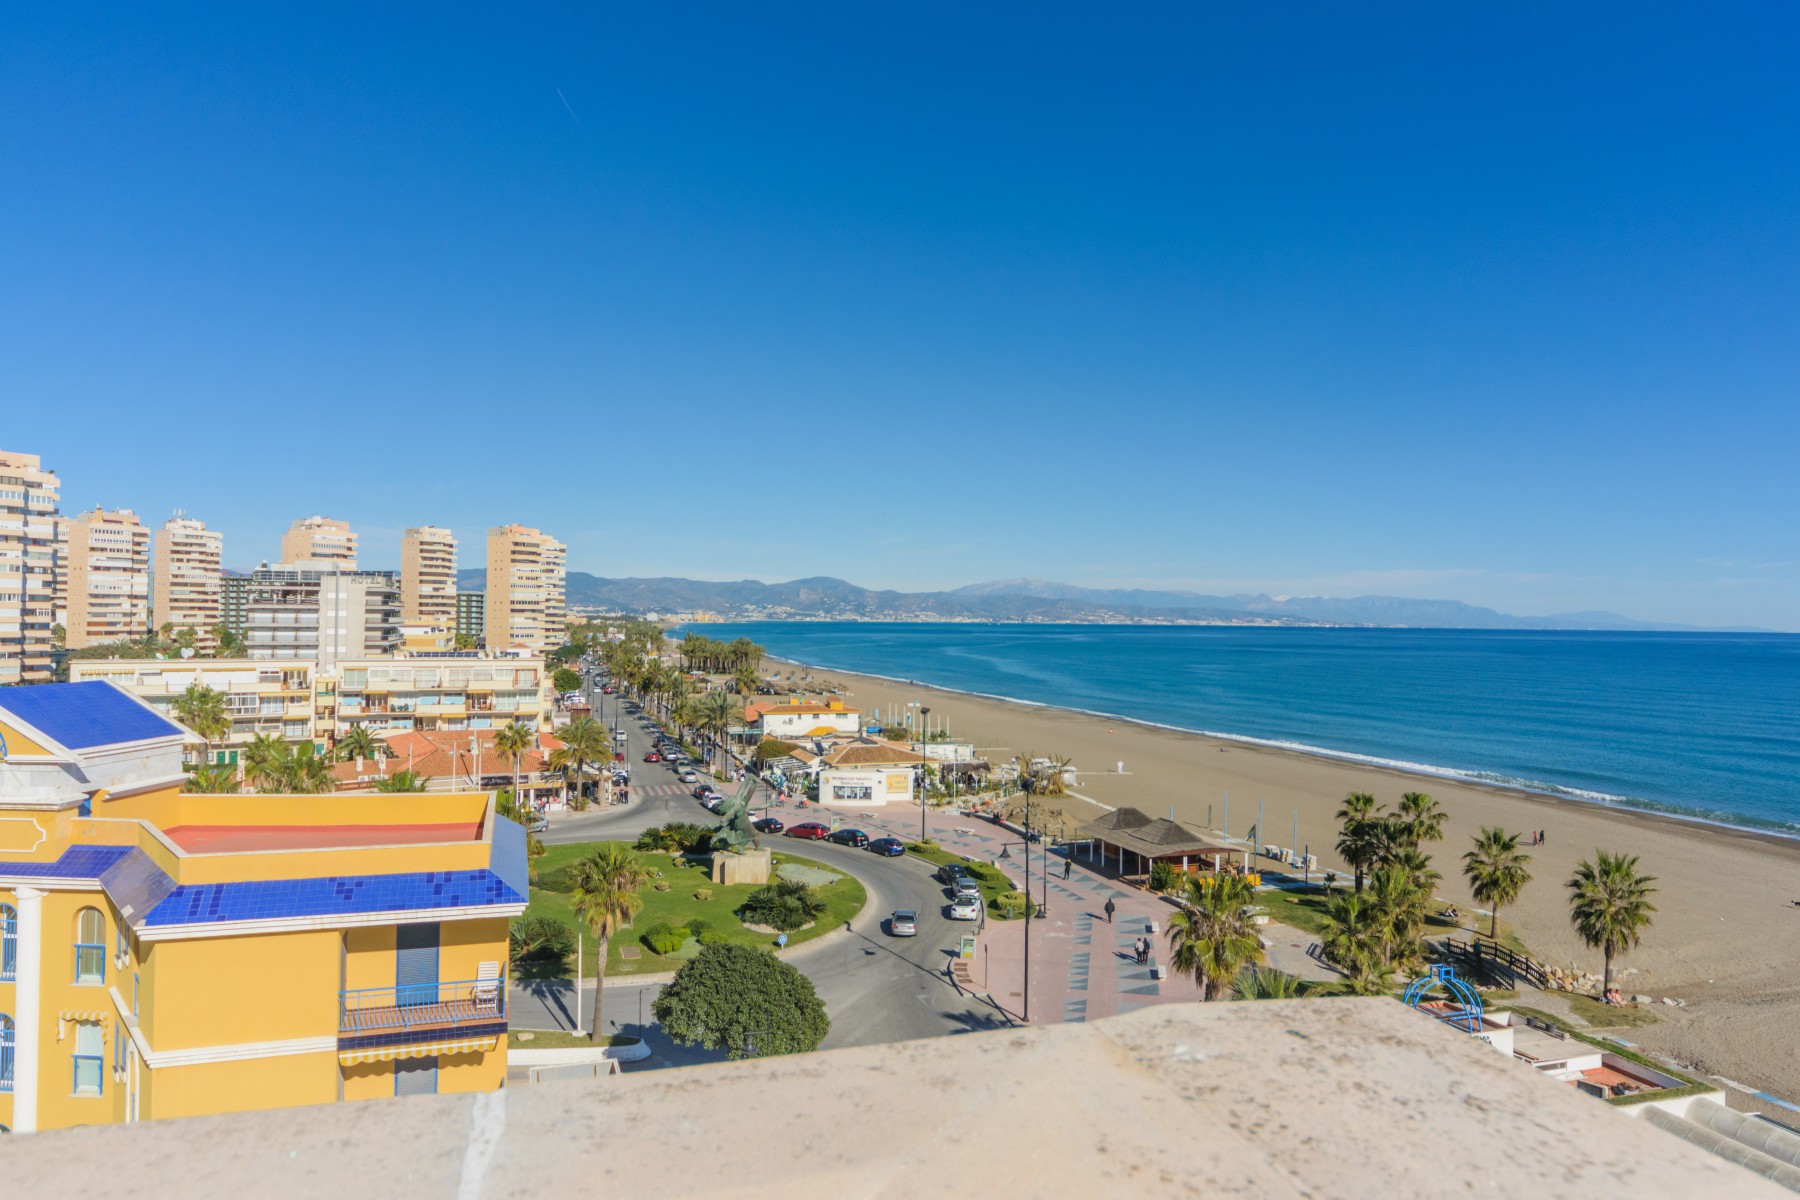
[1063,857,1072,880]
[1104,897,1116,924]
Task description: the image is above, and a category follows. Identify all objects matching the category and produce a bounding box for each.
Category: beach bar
[1075,806,1250,879]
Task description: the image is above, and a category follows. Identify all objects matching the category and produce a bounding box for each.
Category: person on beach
[1104,898,1116,924]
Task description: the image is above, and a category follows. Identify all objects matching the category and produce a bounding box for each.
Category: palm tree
[1164,873,1265,1000]
[568,844,648,1043]
[1230,967,1308,1000]
[1365,863,1432,970]
[1567,851,1658,993]
[1394,792,1446,849]
[242,733,290,792]
[694,691,742,772]
[493,721,537,809]
[336,725,381,763]
[183,763,240,794]
[550,716,608,807]
[280,742,336,794]
[732,661,759,697]
[1321,891,1381,974]
[1462,827,1534,941]
[172,684,230,764]
[1334,792,1385,893]
[373,769,427,793]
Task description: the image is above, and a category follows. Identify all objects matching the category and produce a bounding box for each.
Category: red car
[643,751,661,762]
[784,822,831,840]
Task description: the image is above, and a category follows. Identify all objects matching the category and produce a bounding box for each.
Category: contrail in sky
[556,87,582,128]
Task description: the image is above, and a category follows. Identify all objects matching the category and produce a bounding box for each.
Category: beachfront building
[280,516,358,569]
[242,565,401,670]
[401,526,457,630]
[1074,806,1251,879]
[331,728,566,810]
[749,698,862,740]
[455,591,485,648]
[67,658,320,762]
[328,654,551,738]
[0,448,62,686]
[819,764,916,806]
[0,682,526,1132]
[151,514,223,653]
[62,507,152,650]
[484,525,565,657]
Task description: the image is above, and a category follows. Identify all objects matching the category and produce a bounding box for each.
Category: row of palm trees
[675,634,765,677]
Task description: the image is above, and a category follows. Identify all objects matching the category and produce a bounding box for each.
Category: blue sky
[3,4,1796,628]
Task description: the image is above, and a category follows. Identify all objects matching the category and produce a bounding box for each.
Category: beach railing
[1443,937,1548,990]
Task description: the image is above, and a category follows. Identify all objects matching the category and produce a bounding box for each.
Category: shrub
[687,918,712,937]
[996,890,1029,918]
[697,928,728,946]
[694,888,713,901]
[906,840,939,854]
[1149,861,1178,893]
[653,944,829,1059]
[642,923,687,955]
[752,738,798,766]
[740,877,826,932]
[654,881,672,892]
[508,914,576,964]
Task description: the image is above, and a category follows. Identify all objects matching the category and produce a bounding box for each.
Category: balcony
[338,977,506,1038]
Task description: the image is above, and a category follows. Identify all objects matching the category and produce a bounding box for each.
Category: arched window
[0,905,16,982]
[74,907,106,984]
[0,1013,14,1094]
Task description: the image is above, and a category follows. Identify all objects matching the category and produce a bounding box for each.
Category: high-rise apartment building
[152,513,224,652]
[281,516,358,569]
[544,537,568,643]
[221,573,250,636]
[483,525,565,655]
[0,449,62,685]
[243,565,400,670]
[64,507,151,650]
[402,526,458,628]
[455,590,486,648]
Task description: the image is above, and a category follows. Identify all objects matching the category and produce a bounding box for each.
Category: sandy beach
[772,659,1800,1102]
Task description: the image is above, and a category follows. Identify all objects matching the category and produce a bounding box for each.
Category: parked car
[691,785,713,800]
[888,909,918,937]
[701,796,724,813]
[948,895,982,921]
[868,836,905,856]
[953,877,983,901]
[785,822,831,840]
[752,816,785,834]
[936,862,971,887]
[827,828,870,848]
[643,751,661,762]
[679,770,700,784]
[613,752,625,762]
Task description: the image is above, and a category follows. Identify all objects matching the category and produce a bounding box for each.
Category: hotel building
[219,575,250,638]
[63,508,151,651]
[0,682,525,1132]
[0,449,62,686]
[68,659,320,761]
[455,591,486,648]
[329,654,550,737]
[401,527,457,630]
[243,566,400,670]
[151,515,223,654]
[483,525,565,656]
[280,517,357,569]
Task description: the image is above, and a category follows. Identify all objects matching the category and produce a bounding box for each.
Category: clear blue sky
[4,4,1796,628]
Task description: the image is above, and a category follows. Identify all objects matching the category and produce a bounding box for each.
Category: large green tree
[1567,850,1658,993]
[336,725,382,763]
[493,721,537,805]
[568,844,648,1043]
[550,716,608,807]
[652,944,829,1059]
[1164,873,1264,1001]
[1334,792,1385,893]
[1462,827,1534,941]
[172,684,230,763]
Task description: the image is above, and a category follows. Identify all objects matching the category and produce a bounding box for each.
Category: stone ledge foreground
[0,1000,1781,1199]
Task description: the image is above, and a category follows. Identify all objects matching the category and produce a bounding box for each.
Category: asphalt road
[514,672,1012,1065]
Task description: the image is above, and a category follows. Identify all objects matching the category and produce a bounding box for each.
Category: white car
[948,895,982,921]
[679,770,700,784]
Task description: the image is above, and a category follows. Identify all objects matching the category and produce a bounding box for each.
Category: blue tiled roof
[491,815,529,899]
[0,681,184,750]
[0,844,134,881]
[138,868,526,928]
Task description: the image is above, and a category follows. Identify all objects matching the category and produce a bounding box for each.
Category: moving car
[752,817,785,834]
[643,751,661,762]
[528,817,549,834]
[868,836,905,857]
[678,770,700,784]
[888,909,918,937]
[613,729,628,741]
[948,895,982,921]
[784,822,831,840]
[827,828,870,848]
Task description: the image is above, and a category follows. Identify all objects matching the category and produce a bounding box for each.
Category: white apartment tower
[484,524,566,655]
[64,507,152,649]
[153,514,224,653]
[0,449,62,684]
[280,516,358,569]
[401,525,458,628]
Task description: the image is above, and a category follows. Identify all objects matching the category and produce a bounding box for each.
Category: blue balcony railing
[338,976,506,1036]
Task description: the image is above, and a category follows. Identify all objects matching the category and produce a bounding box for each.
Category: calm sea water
[699,623,1800,835]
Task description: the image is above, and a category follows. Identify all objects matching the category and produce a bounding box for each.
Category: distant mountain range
[452,569,1748,631]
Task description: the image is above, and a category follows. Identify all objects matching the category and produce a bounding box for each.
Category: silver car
[888,909,918,937]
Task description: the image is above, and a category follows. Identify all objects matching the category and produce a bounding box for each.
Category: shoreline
[758,652,1800,848]
[753,651,1800,1102]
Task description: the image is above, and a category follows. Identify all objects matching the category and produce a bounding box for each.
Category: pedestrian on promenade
[1104,897,1115,924]
[1063,857,1072,880]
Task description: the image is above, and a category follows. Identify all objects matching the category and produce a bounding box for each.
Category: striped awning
[58,1010,109,1040]
[338,1036,497,1065]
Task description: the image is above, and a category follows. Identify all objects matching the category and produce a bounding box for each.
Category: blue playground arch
[1404,964,1485,1033]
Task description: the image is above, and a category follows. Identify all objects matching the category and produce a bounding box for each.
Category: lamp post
[1023,783,1031,1023]
[919,705,931,842]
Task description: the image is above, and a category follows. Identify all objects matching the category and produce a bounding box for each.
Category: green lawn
[1565,993,1661,1029]
[523,841,867,978]
[1258,885,1533,957]
[510,1030,639,1048]
[904,842,1024,919]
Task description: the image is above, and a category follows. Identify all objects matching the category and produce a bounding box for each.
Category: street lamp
[918,705,931,841]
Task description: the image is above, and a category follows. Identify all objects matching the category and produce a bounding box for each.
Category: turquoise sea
[698,623,1800,836]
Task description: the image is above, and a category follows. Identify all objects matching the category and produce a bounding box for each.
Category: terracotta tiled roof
[760,700,859,717]
[331,727,563,787]
[824,741,927,768]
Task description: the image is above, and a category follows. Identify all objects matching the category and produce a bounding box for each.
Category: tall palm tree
[1567,851,1658,993]
[172,684,230,765]
[1321,891,1382,976]
[373,768,427,793]
[550,716,608,807]
[694,691,742,772]
[1164,873,1265,1000]
[242,733,290,792]
[732,661,759,697]
[280,742,336,794]
[336,725,381,763]
[1334,792,1385,893]
[568,844,648,1043]
[1462,827,1534,941]
[1395,791,1447,849]
[1366,863,1431,970]
[494,721,537,808]
[1230,967,1308,1000]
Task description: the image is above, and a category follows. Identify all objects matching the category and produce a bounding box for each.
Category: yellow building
[0,449,61,686]
[63,507,152,650]
[484,525,565,656]
[401,527,457,630]
[151,514,223,654]
[329,653,551,736]
[280,516,357,569]
[0,682,526,1132]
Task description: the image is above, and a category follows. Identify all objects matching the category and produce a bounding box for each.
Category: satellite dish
[181,647,196,659]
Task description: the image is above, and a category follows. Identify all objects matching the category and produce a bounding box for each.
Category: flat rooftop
[160,822,484,853]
